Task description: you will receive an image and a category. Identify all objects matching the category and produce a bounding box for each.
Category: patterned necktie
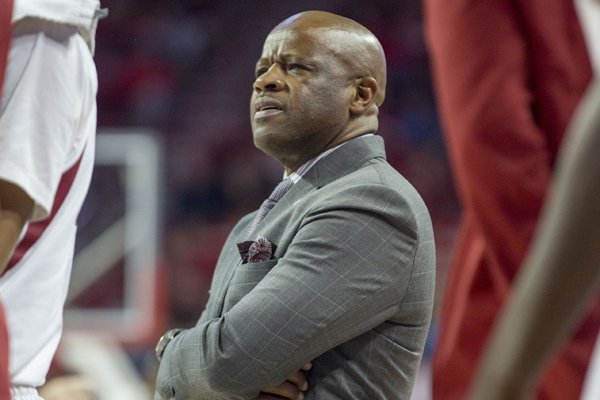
[246,177,294,238]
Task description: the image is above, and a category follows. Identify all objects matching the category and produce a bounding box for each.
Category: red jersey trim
[4,153,84,274]
[0,0,13,98]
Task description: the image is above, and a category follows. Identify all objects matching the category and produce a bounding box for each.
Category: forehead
[259,28,335,61]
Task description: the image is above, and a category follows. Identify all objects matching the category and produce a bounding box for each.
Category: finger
[286,369,308,391]
[261,381,304,400]
[301,362,313,371]
[254,394,289,400]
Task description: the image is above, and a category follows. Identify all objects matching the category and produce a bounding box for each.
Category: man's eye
[256,68,268,77]
[287,63,304,71]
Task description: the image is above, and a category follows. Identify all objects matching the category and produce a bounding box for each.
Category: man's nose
[253,65,285,92]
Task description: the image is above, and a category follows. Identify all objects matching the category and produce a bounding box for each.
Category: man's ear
[349,77,378,115]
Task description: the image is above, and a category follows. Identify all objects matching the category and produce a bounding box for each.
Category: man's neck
[284,133,374,183]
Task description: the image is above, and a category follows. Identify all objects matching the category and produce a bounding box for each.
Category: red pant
[424,0,599,398]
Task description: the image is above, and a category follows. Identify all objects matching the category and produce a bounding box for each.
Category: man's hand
[38,375,95,400]
[255,362,312,400]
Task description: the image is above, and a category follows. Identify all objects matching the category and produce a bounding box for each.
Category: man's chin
[253,138,278,157]
[252,133,287,159]
[252,128,276,147]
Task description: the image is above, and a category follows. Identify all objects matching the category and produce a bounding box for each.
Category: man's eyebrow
[255,58,269,67]
[285,55,314,64]
[256,54,314,66]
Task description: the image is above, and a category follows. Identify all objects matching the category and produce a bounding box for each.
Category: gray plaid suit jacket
[155,135,435,400]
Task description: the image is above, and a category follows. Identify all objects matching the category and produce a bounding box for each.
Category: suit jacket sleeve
[154,182,425,400]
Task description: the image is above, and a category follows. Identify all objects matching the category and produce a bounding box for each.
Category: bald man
[154,10,435,400]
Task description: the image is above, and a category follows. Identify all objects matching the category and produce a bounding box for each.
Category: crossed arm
[155,184,422,399]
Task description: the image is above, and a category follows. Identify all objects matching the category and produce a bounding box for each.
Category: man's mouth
[254,97,283,119]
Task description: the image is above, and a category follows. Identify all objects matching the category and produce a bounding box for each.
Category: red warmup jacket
[424,0,600,399]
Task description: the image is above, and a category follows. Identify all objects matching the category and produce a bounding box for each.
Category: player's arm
[0,180,33,274]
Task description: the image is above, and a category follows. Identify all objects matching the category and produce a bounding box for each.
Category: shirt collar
[284,134,374,184]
